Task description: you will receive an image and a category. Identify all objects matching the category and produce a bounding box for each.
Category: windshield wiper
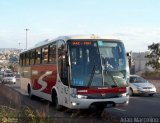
[87,65,96,87]
[108,72,118,87]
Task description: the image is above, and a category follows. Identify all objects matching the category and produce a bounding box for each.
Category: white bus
[19,35,129,110]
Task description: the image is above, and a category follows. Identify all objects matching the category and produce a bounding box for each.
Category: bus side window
[35,48,42,64]
[22,53,25,66]
[42,45,49,64]
[26,52,30,65]
[19,54,23,66]
[58,41,68,86]
[49,43,56,63]
[30,50,35,65]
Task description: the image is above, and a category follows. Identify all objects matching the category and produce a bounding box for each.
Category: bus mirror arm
[126,52,131,57]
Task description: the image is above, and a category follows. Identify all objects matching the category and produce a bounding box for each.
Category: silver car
[129,75,156,96]
[2,73,16,84]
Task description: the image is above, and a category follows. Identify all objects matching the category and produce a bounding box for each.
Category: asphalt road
[2,81,160,123]
[106,94,160,118]
[2,82,108,123]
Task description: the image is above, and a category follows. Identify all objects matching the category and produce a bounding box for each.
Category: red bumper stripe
[77,87,126,94]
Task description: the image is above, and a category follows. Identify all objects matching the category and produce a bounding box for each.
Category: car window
[130,77,135,83]
[130,76,147,83]
[4,74,13,77]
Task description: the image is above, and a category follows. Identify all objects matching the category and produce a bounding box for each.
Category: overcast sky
[0,0,160,52]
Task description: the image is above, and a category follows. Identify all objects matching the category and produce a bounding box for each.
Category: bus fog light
[72,102,76,106]
[71,102,77,106]
[71,102,79,106]
[126,100,129,104]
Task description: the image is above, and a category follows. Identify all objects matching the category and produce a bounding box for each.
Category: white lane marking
[114,108,126,112]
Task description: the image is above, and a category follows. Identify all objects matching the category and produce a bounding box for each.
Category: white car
[129,75,156,96]
[2,73,16,84]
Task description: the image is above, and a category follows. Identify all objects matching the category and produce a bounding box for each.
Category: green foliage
[145,43,160,71]
[8,64,14,71]
[142,71,160,78]
[0,106,52,123]
[9,55,18,63]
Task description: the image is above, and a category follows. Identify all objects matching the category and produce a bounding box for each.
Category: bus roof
[21,34,121,53]
[57,34,120,41]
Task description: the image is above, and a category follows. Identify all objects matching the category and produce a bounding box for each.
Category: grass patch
[142,71,160,79]
[0,105,52,123]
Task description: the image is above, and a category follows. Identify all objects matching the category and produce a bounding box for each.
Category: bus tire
[52,90,63,111]
[55,96,63,111]
[28,84,34,99]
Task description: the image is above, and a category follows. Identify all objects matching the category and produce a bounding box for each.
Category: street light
[18,42,21,49]
[18,42,22,53]
[24,28,29,49]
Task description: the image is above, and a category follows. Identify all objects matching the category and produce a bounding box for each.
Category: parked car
[129,75,156,96]
[2,73,16,84]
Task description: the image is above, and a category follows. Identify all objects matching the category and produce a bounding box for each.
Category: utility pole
[18,42,21,49]
[24,28,29,49]
[18,42,21,53]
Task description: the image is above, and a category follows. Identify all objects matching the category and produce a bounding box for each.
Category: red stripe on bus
[77,87,126,94]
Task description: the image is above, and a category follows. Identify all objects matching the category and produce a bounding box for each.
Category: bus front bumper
[69,95,129,109]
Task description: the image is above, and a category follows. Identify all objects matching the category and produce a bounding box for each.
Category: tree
[145,43,160,71]
[8,64,14,71]
[9,55,18,63]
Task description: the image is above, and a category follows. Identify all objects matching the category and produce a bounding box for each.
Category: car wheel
[148,94,154,97]
[129,88,133,96]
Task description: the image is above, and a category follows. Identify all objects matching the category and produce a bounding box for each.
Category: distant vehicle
[129,75,156,96]
[2,73,16,84]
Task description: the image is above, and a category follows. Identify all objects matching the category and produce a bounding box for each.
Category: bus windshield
[68,40,128,88]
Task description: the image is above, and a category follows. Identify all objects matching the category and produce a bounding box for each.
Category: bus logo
[37,71,52,92]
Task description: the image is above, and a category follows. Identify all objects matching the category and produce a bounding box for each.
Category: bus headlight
[71,94,87,99]
[120,93,127,97]
[77,94,87,99]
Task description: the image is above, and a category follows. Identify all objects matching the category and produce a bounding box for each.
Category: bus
[19,35,130,110]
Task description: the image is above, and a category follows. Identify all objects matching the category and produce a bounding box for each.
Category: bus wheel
[28,85,34,99]
[55,96,63,110]
[52,93,63,111]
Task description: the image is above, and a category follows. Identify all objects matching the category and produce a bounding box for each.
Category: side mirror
[126,52,131,57]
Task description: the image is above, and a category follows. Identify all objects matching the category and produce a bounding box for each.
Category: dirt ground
[0,92,11,106]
